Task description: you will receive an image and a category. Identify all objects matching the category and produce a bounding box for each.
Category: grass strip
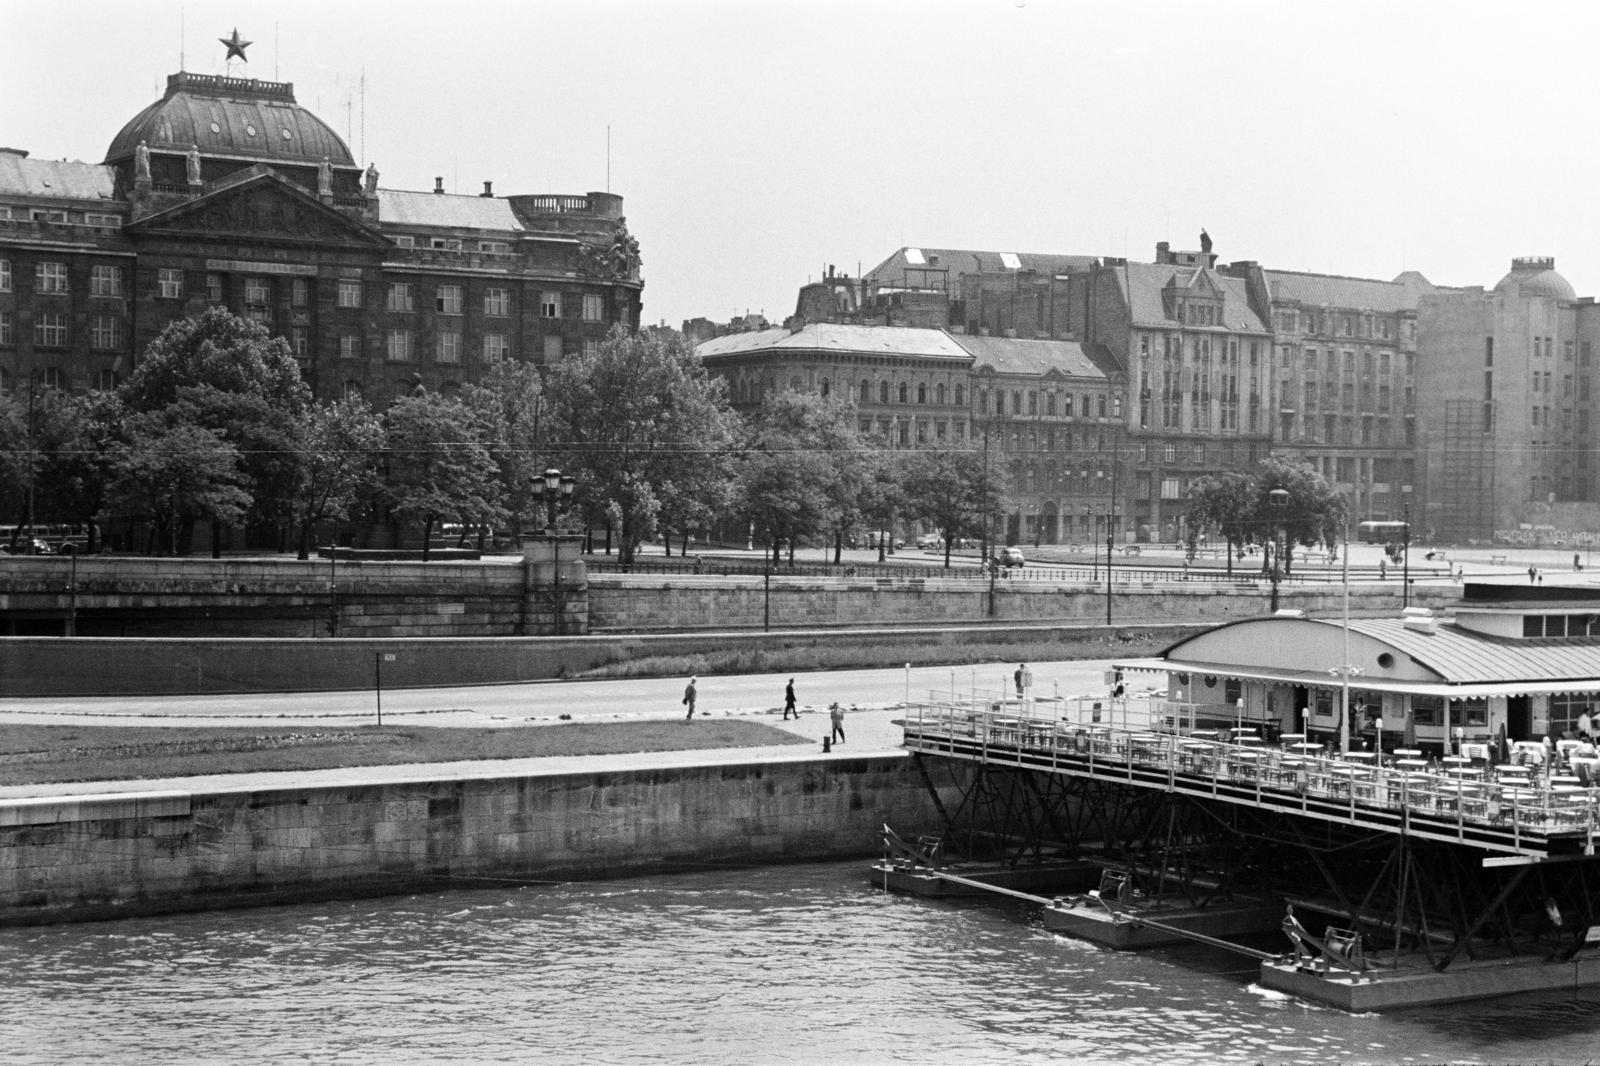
[0,721,807,786]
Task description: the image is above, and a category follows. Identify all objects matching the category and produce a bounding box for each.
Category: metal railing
[901,700,1600,850]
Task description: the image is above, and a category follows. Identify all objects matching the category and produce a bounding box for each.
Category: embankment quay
[0,672,957,928]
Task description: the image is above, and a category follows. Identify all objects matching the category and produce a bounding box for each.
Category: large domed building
[0,38,643,401]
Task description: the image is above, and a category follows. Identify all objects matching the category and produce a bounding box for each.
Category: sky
[6,0,1600,330]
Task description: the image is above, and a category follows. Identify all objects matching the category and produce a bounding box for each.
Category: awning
[1114,656,1600,701]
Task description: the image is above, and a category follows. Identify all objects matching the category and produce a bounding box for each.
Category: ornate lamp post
[530,468,576,634]
[1401,501,1412,609]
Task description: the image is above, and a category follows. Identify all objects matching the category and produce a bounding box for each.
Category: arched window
[898,382,909,404]
[917,383,927,404]
[936,383,946,405]
[820,378,830,397]
[879,381,890,403]
[860,380,871,403]
[343,379,364,400]
[955,385,966,407]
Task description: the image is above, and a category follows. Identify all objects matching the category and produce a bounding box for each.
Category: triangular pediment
[127,168,389,248]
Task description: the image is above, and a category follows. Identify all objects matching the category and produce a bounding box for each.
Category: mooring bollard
[822,736,832,753]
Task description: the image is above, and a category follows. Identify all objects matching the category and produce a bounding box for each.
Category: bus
[1356,520,1409,544]
[0,524,90,554]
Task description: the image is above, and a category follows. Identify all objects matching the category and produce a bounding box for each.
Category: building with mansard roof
[0,46,642,402]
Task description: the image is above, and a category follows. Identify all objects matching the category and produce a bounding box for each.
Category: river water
[4,860,1598,1065]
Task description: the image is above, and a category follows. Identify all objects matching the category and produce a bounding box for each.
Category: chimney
[1155,241,1171,263]
[481,181,493,198]
[434,177,444,194]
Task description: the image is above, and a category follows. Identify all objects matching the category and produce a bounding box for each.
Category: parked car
[993,546,1025,568]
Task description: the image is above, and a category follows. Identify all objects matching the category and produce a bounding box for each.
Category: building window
[245,277,271,305]
[157,268,182,299]
[386,329,413,361]
[0,260,9,292]
[0,310,13,346]
[393,235,415,249]
[90,265,122,297]
[484,288,509,316]
[387,282,414,312]
[338,280,362,308]
[859,380,870,403]
[582,294,603,321]
[37,262,69,294]
[898,383,909,404]
[340,333,360,360]
[247,307,271,326]
[543,336,563,362]
[206,274,224,304]
[880,382,890,404]
[955,385,965,406]
[436,284,462,315]
[1160,477,1181,499]
[480,240,510,254]
[436,331,461,363]
[483,333,509,361]
[90,314,122,350]
[290,278,308,307]
[541,292,561,318]
[918,384,928,404]
[85,213,121,230]
[583,339,600,358]
[95,370,119,391]
[34,312,67,347]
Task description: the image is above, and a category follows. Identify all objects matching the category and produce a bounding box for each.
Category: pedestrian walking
[829,701,846,744]
[683,676,698,722]
[1530,565,1538,584]
[1014,662,1032,698]
[783,678,798,720]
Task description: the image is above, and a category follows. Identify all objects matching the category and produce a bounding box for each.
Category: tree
[903,447,1007,568]
[118,308,311,551]
[1183,458,1346,577]
[380,392,507,561]
[105,413,251,556]
[738,392,865,566]
[288,398,385,560]
[544,327,738,566]
[459,358,548,541]
[1183,471,1257,574]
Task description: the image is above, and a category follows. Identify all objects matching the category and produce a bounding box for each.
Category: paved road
[0,658,1122,730]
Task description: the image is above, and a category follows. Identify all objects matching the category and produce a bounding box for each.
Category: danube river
[4,860,1598,1065]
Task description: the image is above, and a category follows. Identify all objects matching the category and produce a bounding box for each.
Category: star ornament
[219,27,252,63]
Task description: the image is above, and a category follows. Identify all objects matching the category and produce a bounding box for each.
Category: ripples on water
[3,861,1599,1065]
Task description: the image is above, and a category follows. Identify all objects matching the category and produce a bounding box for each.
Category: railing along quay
[901,698,1600,859]
[587,558,1296,586]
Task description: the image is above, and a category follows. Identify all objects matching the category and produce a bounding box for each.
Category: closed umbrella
[1495,722,1510,766]
[1403,710,1417,749]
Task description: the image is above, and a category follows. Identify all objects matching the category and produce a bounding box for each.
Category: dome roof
[105,72,354,168]
[1494,256,1576,302]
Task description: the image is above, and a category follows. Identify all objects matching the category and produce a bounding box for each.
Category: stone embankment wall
[0,623,1199,697]
[0,756,953,926]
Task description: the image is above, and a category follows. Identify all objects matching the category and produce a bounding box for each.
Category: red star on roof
[219,27,252,63]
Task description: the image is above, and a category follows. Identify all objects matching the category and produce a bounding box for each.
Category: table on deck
[1289,742,1325,757]
[1229,749,1265,781]
[1328,764,1374,798]
[1393,748,1423,760]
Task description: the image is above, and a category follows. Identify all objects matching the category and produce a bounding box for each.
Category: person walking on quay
[783,678,798,721]
[1014,663,1032,698]
[683,676,698,722]
[829,701,846,744]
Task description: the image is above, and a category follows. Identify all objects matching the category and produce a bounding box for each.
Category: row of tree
[0,309,1010,564]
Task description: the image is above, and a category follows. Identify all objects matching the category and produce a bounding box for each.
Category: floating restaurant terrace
[901,697,1600,859]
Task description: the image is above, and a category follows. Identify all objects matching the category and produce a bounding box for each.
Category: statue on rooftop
[1200,229,1213,255]
[134,141,151,183]
[363,162,379,197]
[186,144,202,185]
[318,156,333,196]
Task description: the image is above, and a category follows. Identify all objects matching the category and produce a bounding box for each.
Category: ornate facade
[0,50,642,403]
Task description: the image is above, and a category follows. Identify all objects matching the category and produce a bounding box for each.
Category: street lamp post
[530,467,577,635]
[1085,506,1098,581]
[1268,488,1289,612]
[1401,502,1412,609]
